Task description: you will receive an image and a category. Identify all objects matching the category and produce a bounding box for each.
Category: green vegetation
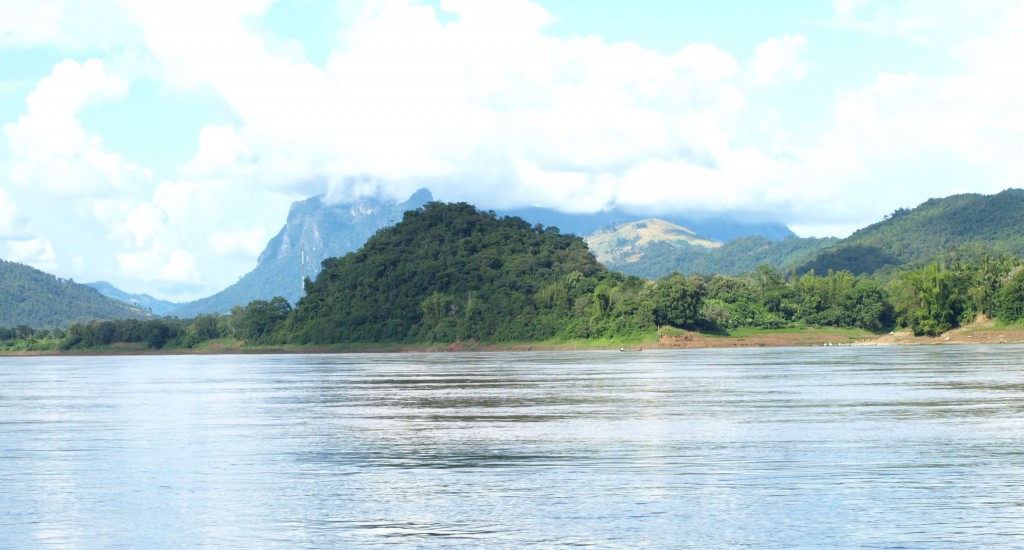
[169,189,433,317]
[798,189,1024,275]
[7,197,1024,353]
[888,252,1024,335]
[605,234,837,280]
[0,260,149,328]
[287,202,654,345]
[604,189,1024,281]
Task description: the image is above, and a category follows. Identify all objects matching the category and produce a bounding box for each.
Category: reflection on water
[3,346,1024,547]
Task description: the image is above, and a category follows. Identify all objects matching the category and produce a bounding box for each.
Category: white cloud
[159,249,200,282]
[3,58,148,197]
[123,0,754,215]
[5,236,58,272]
[673,44,740,85]
[102,0,1024,240]
[2,0,1023,301]
[750,34,808,87]
[0,188,21,238]
[117,248,198,284]
[183,125,253,177]
[832,0,868,18]
[123,203,167,248]
[0,0,136,51]
[208,229,269,258]
[826,0,1016,45]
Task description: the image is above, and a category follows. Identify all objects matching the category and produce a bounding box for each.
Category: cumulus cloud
[208,229,269,259]
[0,188,22,238]
[121,0,759,215]
[750,34,809,87]
[118,248,199,284]
[5,236,58,272]
[0,0,137,51]
[3,0,1024,300]
[796,2,1024,225]
[3,58,149,197]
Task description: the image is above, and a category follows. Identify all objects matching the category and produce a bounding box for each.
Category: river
[2,346,1024,547]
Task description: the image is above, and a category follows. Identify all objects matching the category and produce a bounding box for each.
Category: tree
[652,274,706,328]
[995,267,1024,323]
[238,297,292,343]
[892,264,966,336]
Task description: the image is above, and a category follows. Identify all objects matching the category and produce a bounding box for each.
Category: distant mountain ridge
[496,206,794,242]
[591,189,1024,279]
[165,189,797,316]
[590,226,836,279]
[0,260,150,328]
[586,218,721,266]
[85,281,180,315]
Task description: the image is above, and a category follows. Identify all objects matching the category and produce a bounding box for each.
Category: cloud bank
[1,0,1023,299]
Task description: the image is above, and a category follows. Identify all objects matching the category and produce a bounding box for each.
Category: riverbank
[4,320,1024,357]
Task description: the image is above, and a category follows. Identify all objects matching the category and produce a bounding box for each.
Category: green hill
[169,189,432,317]
[799,188,1024,275]
[288,202,651,344]
[0,260,150,328]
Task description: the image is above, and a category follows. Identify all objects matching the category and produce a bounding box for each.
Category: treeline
[9,253,1022,353]
[889,253,1024,335]
[0,298,293,353]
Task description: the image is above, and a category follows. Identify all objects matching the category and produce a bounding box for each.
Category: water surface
[3,346,1024,547]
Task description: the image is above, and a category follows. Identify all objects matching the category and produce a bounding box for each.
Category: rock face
[170,189,433,316]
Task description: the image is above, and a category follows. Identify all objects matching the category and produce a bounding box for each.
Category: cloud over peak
[1,0,1022,300]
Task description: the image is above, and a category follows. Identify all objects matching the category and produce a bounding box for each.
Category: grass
[723,326,875,339]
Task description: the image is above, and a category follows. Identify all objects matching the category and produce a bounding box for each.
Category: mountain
[85,281,180,315]
[496,206,794,241]
[586,220,836,279]
[168,189,434,317]
[167,188,795,317]
[586,218,721,265]
[799,188,1024,275]
[288,202,647,344]
[0,260,150,328]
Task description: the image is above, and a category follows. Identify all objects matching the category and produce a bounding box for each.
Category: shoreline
[3,323,1024,357]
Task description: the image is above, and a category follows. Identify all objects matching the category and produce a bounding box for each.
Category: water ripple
[2,346,1024,547]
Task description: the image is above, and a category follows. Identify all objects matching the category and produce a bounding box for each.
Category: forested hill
[0,260,149,328]
[169,188,432,317]
[800,189,1024,275]
[288,202,652,344]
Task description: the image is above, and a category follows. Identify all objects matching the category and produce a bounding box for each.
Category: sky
[1,0,1023,301]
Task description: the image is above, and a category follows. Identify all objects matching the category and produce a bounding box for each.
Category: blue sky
[1,0,1023,301]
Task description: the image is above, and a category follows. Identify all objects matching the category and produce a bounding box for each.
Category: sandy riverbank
[653,318,1024,349]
